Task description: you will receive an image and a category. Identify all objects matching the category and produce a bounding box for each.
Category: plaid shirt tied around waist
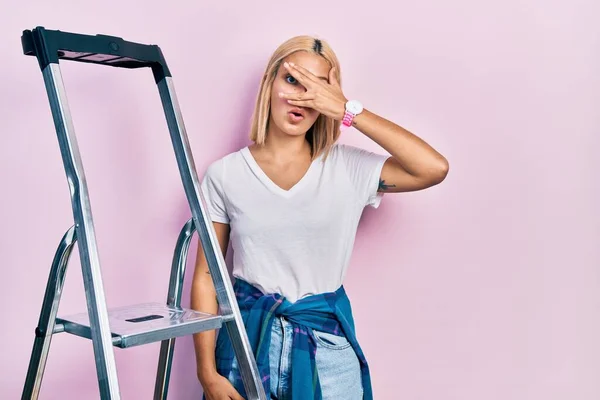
[212,278,373,400]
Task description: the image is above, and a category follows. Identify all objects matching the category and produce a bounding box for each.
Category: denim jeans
[229,316,364,399]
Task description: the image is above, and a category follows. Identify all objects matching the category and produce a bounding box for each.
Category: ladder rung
[56,302,222,349]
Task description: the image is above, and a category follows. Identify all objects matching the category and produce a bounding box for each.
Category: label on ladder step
[125,314,164,323]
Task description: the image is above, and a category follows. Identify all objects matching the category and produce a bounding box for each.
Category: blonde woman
[192,36,449,400]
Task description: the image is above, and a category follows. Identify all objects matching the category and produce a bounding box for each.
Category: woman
[191,36,449,400]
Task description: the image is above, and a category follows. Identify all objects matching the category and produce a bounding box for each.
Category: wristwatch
[342,100,363,127]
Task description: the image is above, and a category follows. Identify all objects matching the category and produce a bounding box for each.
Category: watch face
[346,100,363,115]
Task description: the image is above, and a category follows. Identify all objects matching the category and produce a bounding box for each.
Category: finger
[286,99,314,108]
[278,91,315,101]
[293,62,322,85]
[229,390,244,400]
[283,61,315,85]
[329,67,340,88]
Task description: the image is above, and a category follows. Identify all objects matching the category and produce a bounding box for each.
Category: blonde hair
[249,36,342,160]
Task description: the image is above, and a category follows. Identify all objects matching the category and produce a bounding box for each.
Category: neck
[259,125,312,161]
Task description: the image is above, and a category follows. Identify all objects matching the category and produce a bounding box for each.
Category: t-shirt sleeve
[200,160,230,224]
[339,144,390,208]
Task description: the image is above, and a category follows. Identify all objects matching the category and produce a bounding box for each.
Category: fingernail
[278,92,283,97]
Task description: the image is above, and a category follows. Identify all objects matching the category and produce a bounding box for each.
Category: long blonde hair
[249,36,342,160]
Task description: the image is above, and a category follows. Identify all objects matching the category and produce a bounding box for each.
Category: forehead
[281,51,331,78]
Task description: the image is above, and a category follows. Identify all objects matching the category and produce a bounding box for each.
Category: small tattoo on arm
[378,179,396,191]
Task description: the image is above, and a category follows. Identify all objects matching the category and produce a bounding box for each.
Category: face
[268,51,332,138]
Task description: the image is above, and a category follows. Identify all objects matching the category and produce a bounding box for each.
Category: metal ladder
[20,26,266,400]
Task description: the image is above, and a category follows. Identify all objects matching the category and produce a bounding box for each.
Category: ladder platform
[56,302,222,349]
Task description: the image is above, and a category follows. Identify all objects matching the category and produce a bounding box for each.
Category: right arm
[191,222,242,400]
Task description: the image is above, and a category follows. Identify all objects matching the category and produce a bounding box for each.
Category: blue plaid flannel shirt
[211,278,373,399]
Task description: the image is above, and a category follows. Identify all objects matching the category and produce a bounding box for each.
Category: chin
[284,125,310,136]
[276,120,313,137]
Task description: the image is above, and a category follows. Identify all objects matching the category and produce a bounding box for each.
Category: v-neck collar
[241,146,320,198]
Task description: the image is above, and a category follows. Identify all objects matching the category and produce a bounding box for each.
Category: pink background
[1,1,599,399]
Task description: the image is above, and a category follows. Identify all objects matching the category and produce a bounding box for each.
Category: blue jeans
[229,316,364,399]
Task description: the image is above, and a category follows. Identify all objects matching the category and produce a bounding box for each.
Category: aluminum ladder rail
[19,26,266,400]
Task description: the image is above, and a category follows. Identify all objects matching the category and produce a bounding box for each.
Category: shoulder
[327,142,383,164]
[327,142,390,185]
[203,148,245,179]
[200,149,245,201]
[324,142,356,161]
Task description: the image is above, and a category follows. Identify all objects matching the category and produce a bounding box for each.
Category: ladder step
[56,302,222,349]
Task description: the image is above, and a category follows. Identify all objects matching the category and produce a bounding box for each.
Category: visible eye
[285,74,298,85]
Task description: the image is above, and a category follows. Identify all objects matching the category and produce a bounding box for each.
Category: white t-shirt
[200,143,390,303]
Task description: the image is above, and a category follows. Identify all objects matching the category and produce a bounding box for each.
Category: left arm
[281,61,449,193]
[351,109,449,193]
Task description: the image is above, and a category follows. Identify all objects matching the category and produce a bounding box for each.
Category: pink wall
[1,1,599,399]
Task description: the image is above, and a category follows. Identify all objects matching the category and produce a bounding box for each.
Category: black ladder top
[21,26,171,82]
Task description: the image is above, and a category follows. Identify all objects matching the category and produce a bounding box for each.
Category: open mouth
[288,108,305,122]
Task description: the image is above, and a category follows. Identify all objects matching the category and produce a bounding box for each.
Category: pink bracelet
[341,100,363,129]
[342,110,355,127]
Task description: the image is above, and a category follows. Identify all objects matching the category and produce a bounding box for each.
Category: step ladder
[20,26,267,400]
